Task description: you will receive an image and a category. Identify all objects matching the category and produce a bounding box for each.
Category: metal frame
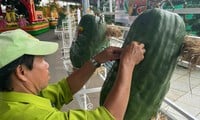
[163,98,198,120]
[166,8,200,14]
[161,0,200,14]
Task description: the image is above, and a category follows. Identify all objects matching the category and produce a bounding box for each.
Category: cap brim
[24,41,58,55]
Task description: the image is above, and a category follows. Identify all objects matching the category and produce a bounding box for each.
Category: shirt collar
[0,92,52,107]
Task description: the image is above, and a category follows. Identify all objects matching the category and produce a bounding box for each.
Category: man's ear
[15,65,27,82]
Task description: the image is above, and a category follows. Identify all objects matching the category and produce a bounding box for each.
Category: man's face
[25,56,50,92]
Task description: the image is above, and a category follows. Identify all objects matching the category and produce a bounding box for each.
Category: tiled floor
[161,65,200,120]
[36,30,200,120]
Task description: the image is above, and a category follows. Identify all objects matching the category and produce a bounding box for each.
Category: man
[0,29,145,120]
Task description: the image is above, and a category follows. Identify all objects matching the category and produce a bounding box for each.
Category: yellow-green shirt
[0,79,114,120]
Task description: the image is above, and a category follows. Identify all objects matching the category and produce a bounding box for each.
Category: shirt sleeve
[46,106,115,120]
[67,106,115,120]
[39,78,73,109]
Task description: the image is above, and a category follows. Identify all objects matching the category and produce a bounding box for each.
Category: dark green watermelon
[100,8,186,120]
[70,14,109,68]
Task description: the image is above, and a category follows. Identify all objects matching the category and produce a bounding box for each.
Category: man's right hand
[120,41,145,70]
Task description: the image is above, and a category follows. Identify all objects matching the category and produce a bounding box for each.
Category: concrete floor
[36,29,200,120]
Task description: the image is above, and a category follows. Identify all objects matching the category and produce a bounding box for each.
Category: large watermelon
[70,14,109,68]
[100,8,186,120]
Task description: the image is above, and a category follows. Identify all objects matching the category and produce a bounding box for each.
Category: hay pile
[106,25,123,38]
[180,35,200,66]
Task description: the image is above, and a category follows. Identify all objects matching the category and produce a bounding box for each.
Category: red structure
[0,0,49,35]
[128,0,147,16]
[0,0,38,23]
[20,0,36,23]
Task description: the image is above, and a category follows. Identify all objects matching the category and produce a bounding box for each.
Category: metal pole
[97,0,100,10]
[109,0,112,12]
[82,0,90,15]
[164,98,198,120]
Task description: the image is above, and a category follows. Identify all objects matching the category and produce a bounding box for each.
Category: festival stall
[0,0,60,35]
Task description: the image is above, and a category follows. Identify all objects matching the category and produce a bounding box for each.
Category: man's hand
[94,46,122,63]
[120,41,145,69]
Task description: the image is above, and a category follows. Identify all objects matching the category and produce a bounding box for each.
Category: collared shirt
[0,79,114,120]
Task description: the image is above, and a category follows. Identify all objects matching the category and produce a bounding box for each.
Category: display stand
[56,4,100,110]
[59,5,198,117]
[57,5,77,74]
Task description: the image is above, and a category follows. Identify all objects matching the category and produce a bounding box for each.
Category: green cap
[0,29,58,69]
